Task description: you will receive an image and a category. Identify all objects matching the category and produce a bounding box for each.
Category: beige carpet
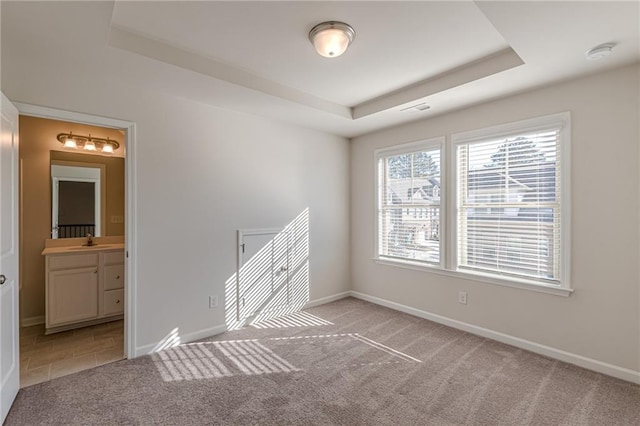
[6,297,640,425]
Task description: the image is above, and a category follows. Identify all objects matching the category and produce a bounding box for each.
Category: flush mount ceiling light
[57,132,120,154]
[309,21,355,58]
[585,43,615,61]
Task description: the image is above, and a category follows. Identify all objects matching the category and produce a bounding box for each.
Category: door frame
[14,102,137,359]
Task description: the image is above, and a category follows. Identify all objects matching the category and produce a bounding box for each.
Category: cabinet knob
[116,299,121,304]
[94,270,98,274]
[116,275,120,279]
[0,274,6,285]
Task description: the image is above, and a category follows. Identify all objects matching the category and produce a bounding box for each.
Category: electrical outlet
[458,291,468,305]
[209,295,218,309]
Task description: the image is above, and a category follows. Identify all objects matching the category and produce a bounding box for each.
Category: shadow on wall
[225,208,310,330]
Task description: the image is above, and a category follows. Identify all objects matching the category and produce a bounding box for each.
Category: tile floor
[19,320,124,388]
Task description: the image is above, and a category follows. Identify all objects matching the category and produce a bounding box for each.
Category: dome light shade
[83,140,96,151]
[102,143,114,154]
[309,21,355,58]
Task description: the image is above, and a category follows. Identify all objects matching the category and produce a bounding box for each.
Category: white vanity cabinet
[44,248,124,334]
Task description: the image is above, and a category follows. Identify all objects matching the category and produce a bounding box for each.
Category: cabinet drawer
[104,264,125,290]
[48,253,98,271]
[103,251,124,265]
[104,289,124,316]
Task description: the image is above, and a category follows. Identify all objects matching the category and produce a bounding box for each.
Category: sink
[67,244,117,250]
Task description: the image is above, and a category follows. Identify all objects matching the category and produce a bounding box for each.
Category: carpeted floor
[5,297,640,425]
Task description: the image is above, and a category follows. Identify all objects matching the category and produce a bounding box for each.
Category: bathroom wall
[19,115,125,324]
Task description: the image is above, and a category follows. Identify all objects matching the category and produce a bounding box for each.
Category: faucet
[85,233,94,246]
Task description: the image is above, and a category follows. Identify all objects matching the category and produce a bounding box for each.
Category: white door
[0,93,20,422]
[237,229,291,322]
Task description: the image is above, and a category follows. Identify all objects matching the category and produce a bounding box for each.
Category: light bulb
[63,138,77,149]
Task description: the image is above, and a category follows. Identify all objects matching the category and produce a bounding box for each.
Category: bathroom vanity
[41,239,125,334]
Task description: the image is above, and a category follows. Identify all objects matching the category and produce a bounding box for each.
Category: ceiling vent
[400,103,431,112]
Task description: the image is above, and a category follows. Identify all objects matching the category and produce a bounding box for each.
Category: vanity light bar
[57,132,120,154]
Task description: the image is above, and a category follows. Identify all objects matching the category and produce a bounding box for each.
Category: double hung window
[375,113,570,292]
[376,138,443,266]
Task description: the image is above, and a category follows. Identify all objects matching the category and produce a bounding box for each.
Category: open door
[0,92,20,422]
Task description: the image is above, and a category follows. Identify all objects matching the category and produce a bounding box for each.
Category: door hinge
[240,243,245,253]
[126,251,129,258]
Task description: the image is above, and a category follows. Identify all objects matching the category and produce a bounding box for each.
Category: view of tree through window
[458,130,561,281]
[378,146,441,264]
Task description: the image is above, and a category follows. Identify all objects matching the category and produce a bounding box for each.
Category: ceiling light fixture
[585,43,615,61]
[57,132,120,154]
[309,21,355,58]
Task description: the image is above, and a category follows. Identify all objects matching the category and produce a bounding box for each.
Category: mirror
[50,151,125,239]
[51,165,102,238]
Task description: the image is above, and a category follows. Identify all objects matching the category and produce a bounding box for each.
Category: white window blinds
[377,144,442,265]
[456,129,562,283]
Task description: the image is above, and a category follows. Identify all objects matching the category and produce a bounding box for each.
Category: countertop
[41,243,125,256]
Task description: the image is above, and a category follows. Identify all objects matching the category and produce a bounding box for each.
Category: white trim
[304,291,351,308]
[14,102,133,130]
[450,112,571,145]
[349,291,639,384]
[134,324,228,357]
[373,258,572,297]
[20,315,44,327]
[15,102,138,360]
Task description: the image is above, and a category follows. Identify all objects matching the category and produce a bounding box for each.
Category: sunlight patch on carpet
[152,333,420,382]
[152,339,301,382]
[250,311,333,329]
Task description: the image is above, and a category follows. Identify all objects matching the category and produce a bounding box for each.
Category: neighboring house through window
[375,113,571,294]
[376,138,443,266]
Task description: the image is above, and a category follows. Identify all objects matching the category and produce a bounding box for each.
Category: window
[375,113,570,294]
[454,113,569,287]
[376,138,443,266]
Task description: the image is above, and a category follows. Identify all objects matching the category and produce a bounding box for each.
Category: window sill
[373,257,573,297]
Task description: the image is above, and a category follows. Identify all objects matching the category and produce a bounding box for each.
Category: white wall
[1,2,350,351]
[351,64,640,373]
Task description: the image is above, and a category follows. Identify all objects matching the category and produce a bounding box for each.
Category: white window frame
[374,137,445,269]
[373,113,571,297]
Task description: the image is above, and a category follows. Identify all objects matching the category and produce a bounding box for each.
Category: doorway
[14,106,136,387]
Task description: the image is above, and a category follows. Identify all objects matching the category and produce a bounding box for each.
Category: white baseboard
[21,315,44,327]
[134,324,227,358]
[304,291,351,309]
[349,291,640,385]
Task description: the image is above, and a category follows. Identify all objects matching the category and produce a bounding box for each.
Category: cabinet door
[48,267,99,326]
